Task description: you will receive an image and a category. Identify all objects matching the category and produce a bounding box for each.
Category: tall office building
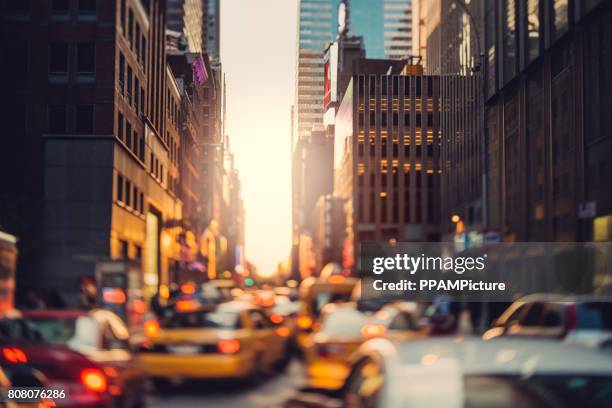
[428,0,612,242]
[165,0,219,63]
[347,0,413,60]
[334,59,441,273]
[203,0,220,66]
[293,0,338,145]
[293,0,414,145]
[0,0,175,303]
[166,0,204,52]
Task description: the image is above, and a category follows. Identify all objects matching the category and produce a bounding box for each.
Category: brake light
[131,299,146,314]
[297,316,312,330]
[2,347,27,363]
[181,283,196,295]
[144,320,160,337]
[276,327,291,337]
[80,368,107,393]
[101,288,126,304]
[176,299,198,312]
[217,339,240,354]
[270,314,284,324]
[361,324,386,338]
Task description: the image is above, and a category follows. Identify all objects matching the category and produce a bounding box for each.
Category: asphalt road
[148,359,305,408]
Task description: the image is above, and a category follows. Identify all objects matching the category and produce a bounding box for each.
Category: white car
[482,295,612,349]
[286,336,612,408]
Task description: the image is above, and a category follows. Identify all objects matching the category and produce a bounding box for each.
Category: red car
[3,310,146,408]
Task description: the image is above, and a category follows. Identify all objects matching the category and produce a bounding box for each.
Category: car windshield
[25,318,77,344]
[321,308,366,336]
[577,303,612,330]
[160,311,241,329]
[311,291,353,317]
[464,374,612,408]
[0,319,43,343]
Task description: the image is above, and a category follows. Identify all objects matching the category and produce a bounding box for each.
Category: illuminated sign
[323,43,338,110]
[324,60,331,108]
[191,58,208,85]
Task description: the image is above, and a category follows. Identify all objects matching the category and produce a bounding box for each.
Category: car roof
[388,336,612,375]
[21,309,90,319]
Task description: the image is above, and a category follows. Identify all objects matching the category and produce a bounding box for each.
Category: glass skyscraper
[204,0,220,66]
[349,0,413,59]
[293,0,413,143]
[293,0,338,145]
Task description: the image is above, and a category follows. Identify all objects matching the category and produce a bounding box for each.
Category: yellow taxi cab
[296,275,358,352]
[305,302,426,390]
[304,303,366,389]
[139,300,290,384]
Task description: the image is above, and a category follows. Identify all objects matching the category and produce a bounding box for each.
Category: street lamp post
[451,0,488,230]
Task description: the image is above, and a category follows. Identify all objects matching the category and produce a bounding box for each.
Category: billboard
[323,43,338,110]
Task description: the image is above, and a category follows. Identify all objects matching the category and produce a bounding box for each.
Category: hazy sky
[220,0,299,275]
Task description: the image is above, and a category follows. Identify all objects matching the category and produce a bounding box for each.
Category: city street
[2,1,612,407]
[148,360,305,408]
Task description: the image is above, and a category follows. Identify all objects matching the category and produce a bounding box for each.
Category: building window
[48,105,66,133]
[117,174,124,202]
[140,88,145,114]
[140,35,146,67]
[120,240,128,259]
[118,111,124,139]
[119,53,125,95]
[552,0,569,40]
[485,1,497,95]
[6,43,28,79]
[76,105,94,134]
[135,24,140,57]
[77,0,96,19]
[120,0,126,32]
[127,65,132,102]
[49,43,68,74]
[139,133,145,160]
[125,180,131,207]
[526,0,540,63]
[134,78,140,111]
[502,0,517,83]
[126,122,132,146]
[77,42,95,74]
[128,9,134,48]
[5,0,30,17]
[133,185,138,210]
[51,0,69,19]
